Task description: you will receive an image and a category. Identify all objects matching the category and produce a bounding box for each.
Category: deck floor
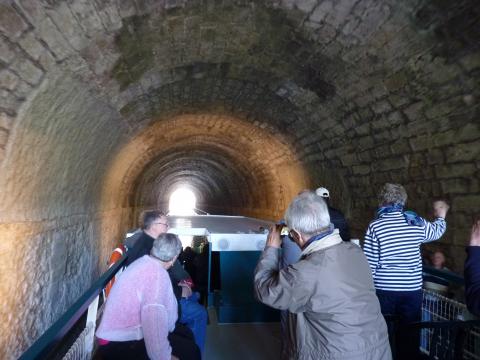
[205,308,281,360]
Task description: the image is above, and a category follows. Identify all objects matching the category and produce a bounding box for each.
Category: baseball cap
[315,187,330,198]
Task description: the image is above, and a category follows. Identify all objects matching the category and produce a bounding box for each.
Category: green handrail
[423,265,465,286]
[19,255,127,360]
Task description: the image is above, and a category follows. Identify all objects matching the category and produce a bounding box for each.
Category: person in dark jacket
[315,187,351,241]
[465,218,480,316]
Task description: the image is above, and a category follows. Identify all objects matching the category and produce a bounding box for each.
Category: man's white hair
[285,192,330,237]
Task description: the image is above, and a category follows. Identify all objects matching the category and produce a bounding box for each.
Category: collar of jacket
[301,229,343,256]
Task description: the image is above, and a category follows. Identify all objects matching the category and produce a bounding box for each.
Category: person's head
[151,233,182,265]
[285,192,330,247]
[378,183,407,207]
[431,251,446,269]
[142,210,169,237]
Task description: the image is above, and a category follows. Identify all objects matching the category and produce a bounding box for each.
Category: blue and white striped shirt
[363,212,447,291]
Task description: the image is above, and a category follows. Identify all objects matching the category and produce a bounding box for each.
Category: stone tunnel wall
[0,74,133,357]
[0,0,478,358]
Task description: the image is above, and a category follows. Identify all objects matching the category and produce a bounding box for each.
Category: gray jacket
[254,234,391,360]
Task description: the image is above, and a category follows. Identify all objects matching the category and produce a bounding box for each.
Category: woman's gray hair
[151,233,182,262]
[285,192,330,237]
[378,183,408,207]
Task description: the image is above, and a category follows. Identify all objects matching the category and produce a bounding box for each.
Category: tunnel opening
[168,187,197,216]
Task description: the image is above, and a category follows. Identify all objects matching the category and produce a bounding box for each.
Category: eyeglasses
[154,222,169,227]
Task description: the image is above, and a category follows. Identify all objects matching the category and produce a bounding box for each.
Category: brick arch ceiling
[102,114,311,221]
[0,1,479,357]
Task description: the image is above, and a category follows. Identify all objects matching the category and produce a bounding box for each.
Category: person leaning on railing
[465,218,480,317]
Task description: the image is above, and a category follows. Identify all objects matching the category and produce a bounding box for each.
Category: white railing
[421,289,480,359]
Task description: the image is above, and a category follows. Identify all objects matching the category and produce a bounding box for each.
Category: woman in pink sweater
[96,233,182,360]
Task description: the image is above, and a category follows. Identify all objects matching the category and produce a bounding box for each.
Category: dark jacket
[465,246,480,316]
[125,232,154,266]
[329,206,350,241]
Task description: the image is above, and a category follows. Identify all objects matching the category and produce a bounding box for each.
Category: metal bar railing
[423,265,465,286]
[19,255,127,360]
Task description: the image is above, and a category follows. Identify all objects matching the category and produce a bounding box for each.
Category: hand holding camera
[266,224,282,249]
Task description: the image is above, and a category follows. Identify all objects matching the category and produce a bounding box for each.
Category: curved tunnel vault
[107,114,311,222]
[0,0,479,358]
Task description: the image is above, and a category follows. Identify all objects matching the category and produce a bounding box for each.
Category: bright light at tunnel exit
[168,188,197,216]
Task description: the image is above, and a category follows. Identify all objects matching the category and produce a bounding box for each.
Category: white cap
[315,187,330,198]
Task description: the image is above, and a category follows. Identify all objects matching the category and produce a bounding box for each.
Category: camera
[276,224,290,236]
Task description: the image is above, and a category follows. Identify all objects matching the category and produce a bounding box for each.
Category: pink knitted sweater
[96,255,178,359]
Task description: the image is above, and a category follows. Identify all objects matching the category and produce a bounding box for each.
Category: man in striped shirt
[363,183,449,358]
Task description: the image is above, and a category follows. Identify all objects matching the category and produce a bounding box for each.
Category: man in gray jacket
[254,192,391,360]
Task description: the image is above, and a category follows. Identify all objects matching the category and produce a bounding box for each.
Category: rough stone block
[384,70,408,91]
[433,130,456,147]
[373,144,391,158]
[92,0,122,32]
[68,0,105,37]
[386,111,404,126]
[356,136,375,150]
[10,57,43,86]
[295,0,318,13]
[0,88,22,112]
[441,178,471,195]
[425,100,458,120]
[47,3,89,51]
[352,164,370,175]
[427,148,444,165]
[0,38,16,64]
[403,102,424,122]
[459,52,480,72]
[354,123,370,136]
[13,79,32,99]
[372,100,392,115]
[0,128,8,147]
[36,17,73,60]
[340,152,357,166]
[19,32,47,62]
[453,195,480,212]
[373,156,408,172]
[388,94,410,108]
[446,142,480,163]
[435,164,477,179]
[409,135,432,151]
[0,69,19,90]
[311,22,337,43]
[390,139,410,154]
[0,112,13,130]
[0,4,29,40]
[457,122,480,142]
[310,1,333,23]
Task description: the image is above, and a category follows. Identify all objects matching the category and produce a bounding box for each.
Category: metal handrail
[19,255,127,360]
[423,265,465,286]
